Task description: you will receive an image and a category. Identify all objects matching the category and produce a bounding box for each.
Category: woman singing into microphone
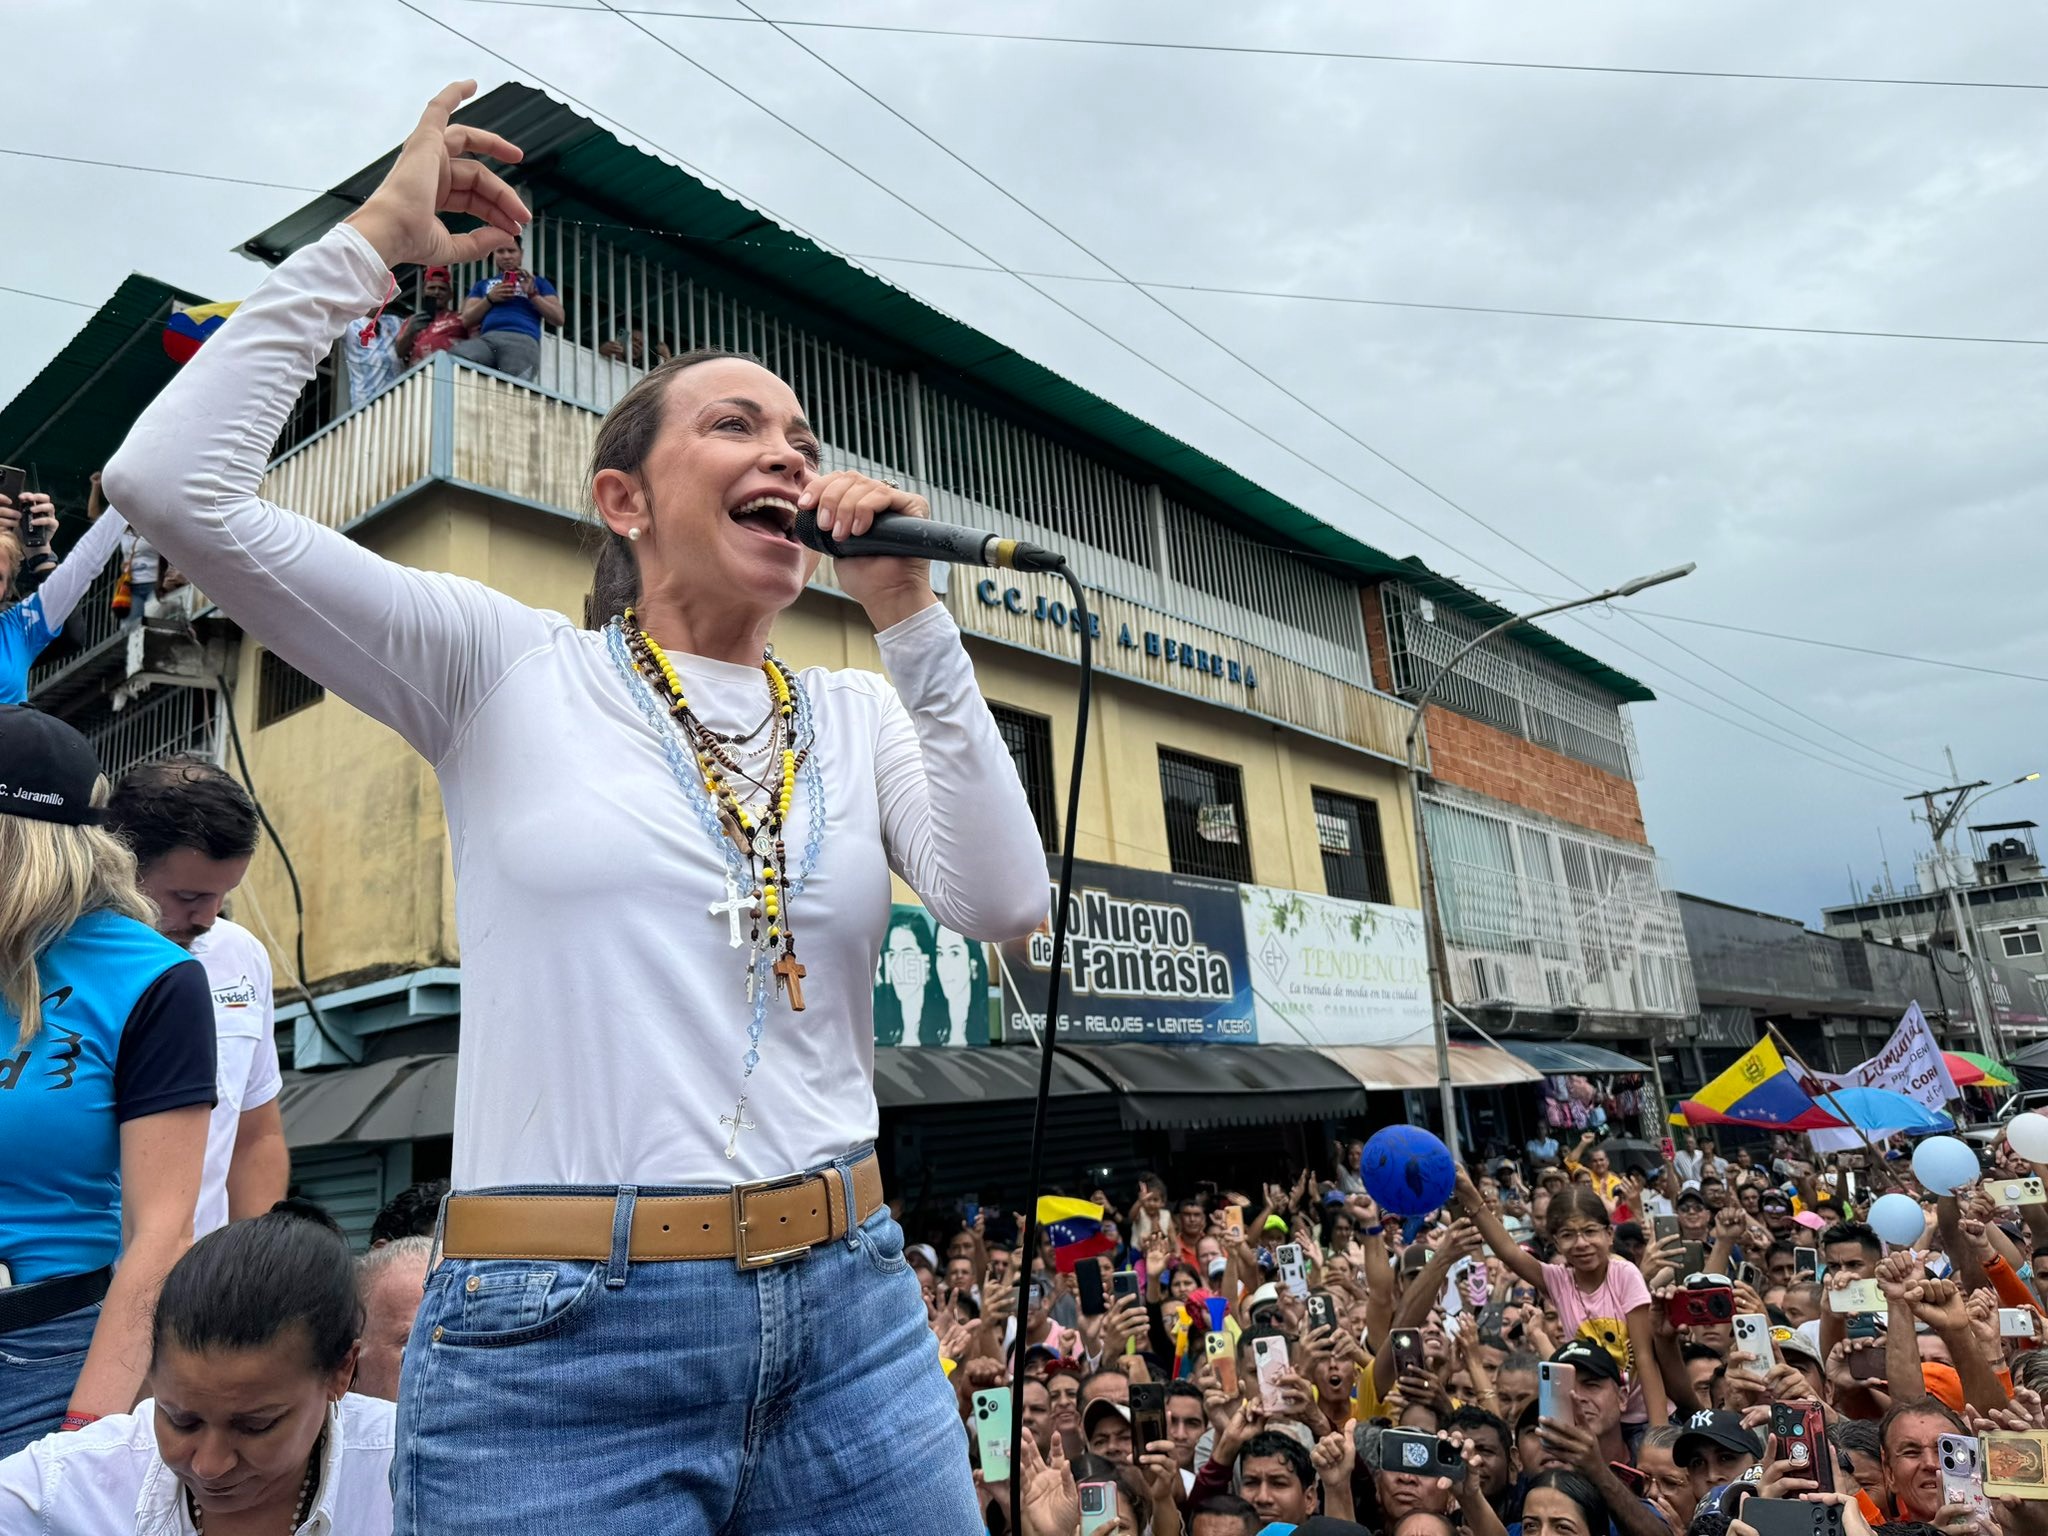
[104,84,1047,1533]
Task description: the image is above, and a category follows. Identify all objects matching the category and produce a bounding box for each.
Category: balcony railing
[80,685,223,784]
[261,352,1383,697]
[25,562,126,701]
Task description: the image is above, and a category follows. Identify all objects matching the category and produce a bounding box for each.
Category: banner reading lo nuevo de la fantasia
[1239,884,1434,1047]
[996,858,1255,1044]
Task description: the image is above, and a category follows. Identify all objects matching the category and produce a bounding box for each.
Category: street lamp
[1405,564,1696,1147]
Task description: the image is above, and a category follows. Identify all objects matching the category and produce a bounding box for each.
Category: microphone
[793,507,1065,572]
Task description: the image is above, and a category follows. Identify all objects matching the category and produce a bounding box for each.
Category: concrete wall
[228,488,1420,991]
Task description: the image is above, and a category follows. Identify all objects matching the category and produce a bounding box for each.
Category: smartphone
[1609,1462,1647,1496]
[1252,1335,1291,1410]
[1381,1428,1464,1479]
[1538,1360,1577,1425]
[1731,1313,1773,1379]
[1278,1243,1309,1299]
[2003,1308,2040,1339]
[972,1388,1013,1482]
[1665,1286,1735,1327]
[1389,1328,1426,1378]
[1747,1497,1844,1536]
[1130,1382,1166,1453]
[1772,1402,1833,1493]
[1221,1205,1245,1241]
[1794,1247,1819,1279]
[1112,1268,1140,1303]
[1028,1277,1047,1311]
[0,466,42,553]
[962,1192,979,1227]
[1205,1330,1237,1395]
[1996,1178,2048,1208]
[1078,1479,1117,1535]
[1942,1434,1992,1521]
[1682,1241,1707,1276]
[1738,1261,1764,1292]
[1653,1215,1681,1245]
[1830,1278,1883,1314]
[1075,1261,1106,1318]
[1306,1292,1340,1335]
[1845,1312,1886,1380]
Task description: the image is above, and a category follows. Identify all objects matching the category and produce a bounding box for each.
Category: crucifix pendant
[719,1095,756,1159]
[773,951,807,1012]
[708,872,752,949]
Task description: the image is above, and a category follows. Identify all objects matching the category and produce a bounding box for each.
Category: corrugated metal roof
[0,272,211,515]
[235,81,1650,703]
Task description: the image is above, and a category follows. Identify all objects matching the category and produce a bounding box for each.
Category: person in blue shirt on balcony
[452,238,562,381]
[0,476,132,706]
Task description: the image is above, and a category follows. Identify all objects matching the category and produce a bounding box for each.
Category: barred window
[257,650,324,728]
[989,704,1057,852]
[1158,747,1252,883]
[1313,788,1392,905]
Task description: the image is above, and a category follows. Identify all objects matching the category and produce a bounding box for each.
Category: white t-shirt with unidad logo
[185,917,282,1236]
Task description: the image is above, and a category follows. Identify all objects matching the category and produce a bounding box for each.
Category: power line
[19,144,2048,350]
[441,1,2048,94]
[712,0,1939,786]
[400,0,1937,797]
[0,282,94,310]
[0,146,326,194]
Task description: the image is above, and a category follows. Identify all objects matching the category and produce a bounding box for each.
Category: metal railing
[1382,580,1635,778]
[1424,793,1696,1017]
[260,367,435,531]
[25,562,125,696]
[83,685,223,784]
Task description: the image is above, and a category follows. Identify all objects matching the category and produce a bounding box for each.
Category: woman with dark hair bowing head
[101,83,1046,1534]
[0,1200,396,1533]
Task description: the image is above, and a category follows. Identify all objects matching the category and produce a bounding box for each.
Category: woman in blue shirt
[0,481,133,706]
[0,707,215,1456]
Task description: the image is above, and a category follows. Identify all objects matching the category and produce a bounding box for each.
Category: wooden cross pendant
[773,952,807,1012]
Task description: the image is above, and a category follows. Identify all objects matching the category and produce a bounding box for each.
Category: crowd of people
[875,1127,2048,1535]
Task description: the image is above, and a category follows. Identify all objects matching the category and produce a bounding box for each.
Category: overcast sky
[9,1,2047,926]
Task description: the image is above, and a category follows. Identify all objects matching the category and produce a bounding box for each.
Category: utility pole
[1906,767,2041,1060]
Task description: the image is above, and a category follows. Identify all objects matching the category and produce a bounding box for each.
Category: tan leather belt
[440,1154,885,1270]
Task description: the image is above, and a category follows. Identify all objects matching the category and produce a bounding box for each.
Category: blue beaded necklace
[606,619,825,1154]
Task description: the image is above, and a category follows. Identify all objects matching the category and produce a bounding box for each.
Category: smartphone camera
[976,1396,1002,1422]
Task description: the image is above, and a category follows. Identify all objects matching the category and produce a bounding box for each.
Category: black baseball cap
[0,706,103,825]
[1675,1408,1765,1463]
[1550,1339,1623,1385]
[1759,1190,1792,1215]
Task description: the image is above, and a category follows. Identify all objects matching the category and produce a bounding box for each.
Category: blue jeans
[393,1161,979,1534]
[0,1302,99,1459]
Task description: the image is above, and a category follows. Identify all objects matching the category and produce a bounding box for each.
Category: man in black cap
[1532,1343,1675,1536]
[1676,1184,1714,1247]
[1674,1407,1764,1504]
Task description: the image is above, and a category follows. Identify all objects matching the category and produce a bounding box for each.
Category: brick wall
[1422,704,1648,844]
[1358,580,1649,844]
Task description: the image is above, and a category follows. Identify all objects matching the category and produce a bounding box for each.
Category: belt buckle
[732,1173,815,1271]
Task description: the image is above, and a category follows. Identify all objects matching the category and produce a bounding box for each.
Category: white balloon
[2009,1112,2048,1164]
[1869,1191,1928,1246]
[1909,1135,1979,1196]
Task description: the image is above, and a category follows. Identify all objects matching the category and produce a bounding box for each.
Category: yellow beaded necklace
[624,609,808,1012]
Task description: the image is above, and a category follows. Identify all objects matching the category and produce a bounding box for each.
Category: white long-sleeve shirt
[104,223,1048,1189]
[0,1394,394,1536]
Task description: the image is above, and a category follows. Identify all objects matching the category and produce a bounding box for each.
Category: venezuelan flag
[1679,1039,1838,1130]
[1037,1195,1115,1273]
[164,300,240,364]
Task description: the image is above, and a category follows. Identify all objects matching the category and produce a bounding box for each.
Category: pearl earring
[626,526,642,542]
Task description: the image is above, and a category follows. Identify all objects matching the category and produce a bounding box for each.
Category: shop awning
[1500,1040,1647,1075]
[872,1047,1110,1108]
[277,1055,455,1149]
[1054,1043,1369,1130]
[1318,1043,1543,1091]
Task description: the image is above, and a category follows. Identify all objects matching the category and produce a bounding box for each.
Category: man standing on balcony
[0,478,131,705]
[452,238,562,381]
[104,756,288,1236]
[395,265,470,364]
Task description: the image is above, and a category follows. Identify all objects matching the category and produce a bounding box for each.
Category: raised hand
[344,82,530,270]
[1312,1426,1358,1485]
[1017,1431,1079,1536]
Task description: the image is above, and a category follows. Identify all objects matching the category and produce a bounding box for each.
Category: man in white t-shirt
[106,756,287,1234]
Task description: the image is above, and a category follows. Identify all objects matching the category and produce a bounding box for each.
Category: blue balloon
[1360,1125,1457,1216]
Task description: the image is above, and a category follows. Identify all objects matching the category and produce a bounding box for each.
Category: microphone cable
[1007,562,1093,1533]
